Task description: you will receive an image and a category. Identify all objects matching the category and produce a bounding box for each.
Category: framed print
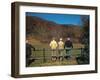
[11,2,98,78]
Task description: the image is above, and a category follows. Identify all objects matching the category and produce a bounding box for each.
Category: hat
[60,38,62,41]
[67,37,70,40]
[26,40,29,43]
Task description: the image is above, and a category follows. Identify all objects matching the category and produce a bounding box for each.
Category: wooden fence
[31,48,84,63]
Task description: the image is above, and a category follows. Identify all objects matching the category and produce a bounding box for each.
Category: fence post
[80,48,83,56]
[43,48,46,62]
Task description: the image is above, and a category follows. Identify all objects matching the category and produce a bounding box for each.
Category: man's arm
[71,42,73,48]
[64,42,66,49]
[30,44,35,51]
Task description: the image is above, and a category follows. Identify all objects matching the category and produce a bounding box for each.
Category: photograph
[11,2,97,78]
[25,12,90,67]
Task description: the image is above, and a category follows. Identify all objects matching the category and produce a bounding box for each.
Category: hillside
[26,16,82,43]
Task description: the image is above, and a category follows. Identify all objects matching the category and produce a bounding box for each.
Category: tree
[77,16,89,64]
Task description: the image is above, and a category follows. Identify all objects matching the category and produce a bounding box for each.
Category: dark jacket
[26,43,35,58]
[64,40,73,48]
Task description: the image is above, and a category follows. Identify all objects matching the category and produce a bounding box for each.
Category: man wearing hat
[64,37,73,59]
[58,38,64,61]
[50,38,58,61]
[26,40,35,66]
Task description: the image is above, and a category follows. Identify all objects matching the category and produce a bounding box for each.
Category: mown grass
[29,49,81,67]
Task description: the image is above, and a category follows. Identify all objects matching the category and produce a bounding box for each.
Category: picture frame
[11,2,98,78]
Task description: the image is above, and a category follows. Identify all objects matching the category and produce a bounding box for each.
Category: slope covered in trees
[26,16,82,43]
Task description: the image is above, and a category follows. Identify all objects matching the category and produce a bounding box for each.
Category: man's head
[67,37,71,41]
[26,39,31,44]
[60,38,62,41]
[26,40,29,43]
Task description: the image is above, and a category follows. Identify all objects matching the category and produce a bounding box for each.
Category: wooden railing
[31,48,84,62]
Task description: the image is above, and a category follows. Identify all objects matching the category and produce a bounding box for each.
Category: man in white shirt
[58,38,64,61]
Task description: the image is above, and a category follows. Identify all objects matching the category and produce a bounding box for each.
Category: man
[64,37,73,59]
[58,38,64,61]
[49,38,58,61]
[26,40,35,67]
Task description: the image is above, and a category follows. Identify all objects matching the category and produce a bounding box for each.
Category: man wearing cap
[64,37,73,59]
[58,38,64,61]
[26,40,35,66]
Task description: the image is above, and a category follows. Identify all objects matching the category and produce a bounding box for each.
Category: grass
[29,49,81,67]
[27,37,84,67]
[29,58,78,67]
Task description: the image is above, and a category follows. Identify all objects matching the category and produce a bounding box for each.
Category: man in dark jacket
[26,40,35,67]
[64,37,73,59]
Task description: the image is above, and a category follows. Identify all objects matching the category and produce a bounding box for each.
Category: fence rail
[26,48,86,67]
[34,48,83,51]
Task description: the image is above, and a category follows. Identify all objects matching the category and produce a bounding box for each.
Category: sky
[26,12,89,26]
